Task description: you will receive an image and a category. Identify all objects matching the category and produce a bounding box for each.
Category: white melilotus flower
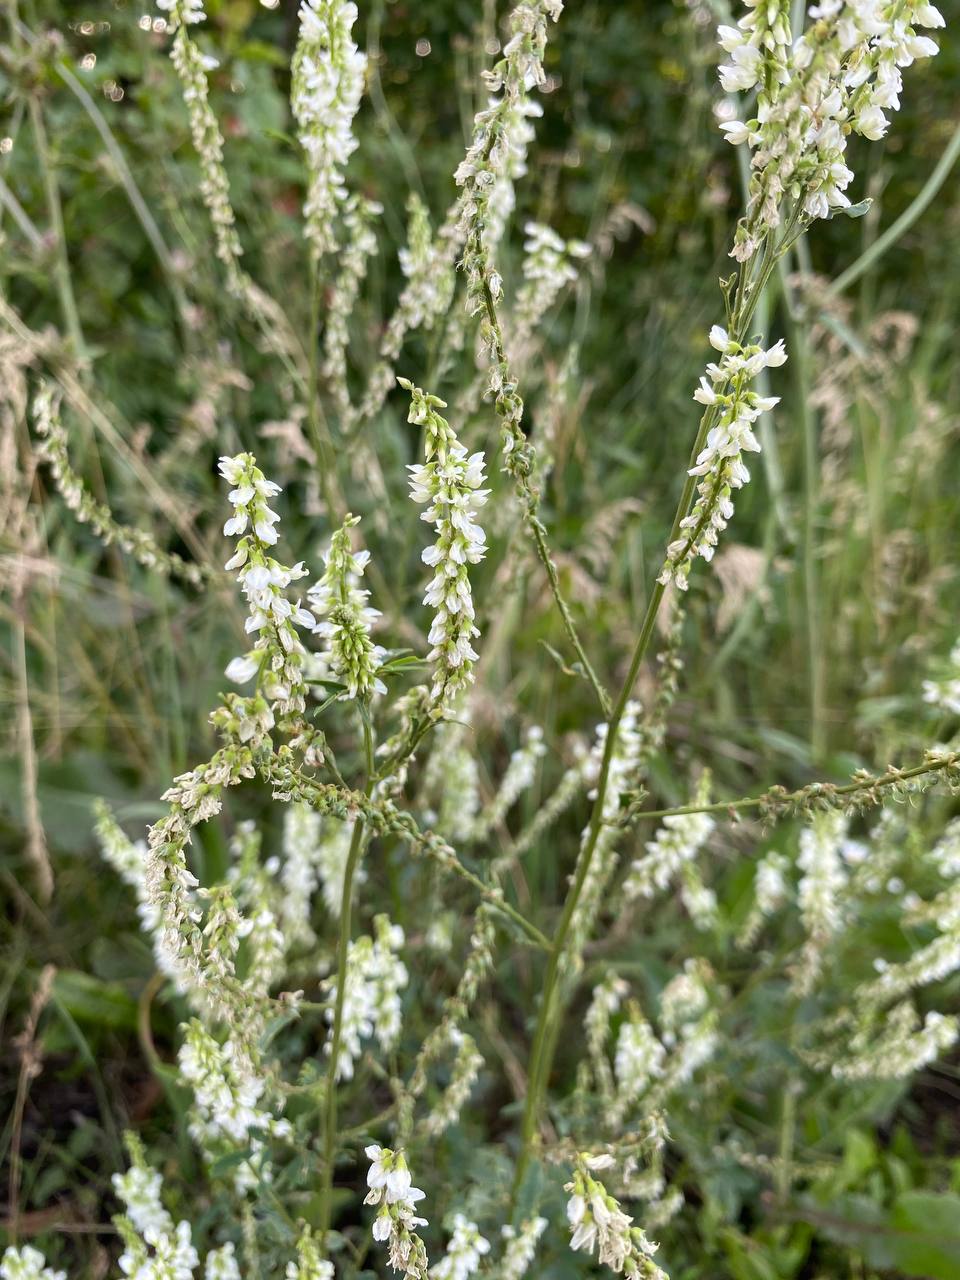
[567,703,645,953]
[793,809,849,994]
[158,3,245,294]
[178,1019,292,1152]
[659,330,787,590]
[471,725,546,840]
[430,1216,490,1280]
[402,379,489,709]
[737,849,790,948]
[511,222,591,361]
[826,1001,959,1080]
[612,1004,666,1120]
[94,800,189,985]
[859,866,960,1002]
[624,775,715,899]
[205,1243,241,1280]
[308,512,386,700]
[0,1248,66,1280]
[364,1146,430,1278]
[499,1217,548,1280]
[422,1028,484,1137]
[324,916,408,1079]
[219,453,316,718]
[716,1,942,260]
[421,718,481,841]
[112,1135,200,1280]
[291,0,367,257]
[659,958,712,1045]
[923,640,960,715]
[565,1155,667,1279]
[157,0,206,27]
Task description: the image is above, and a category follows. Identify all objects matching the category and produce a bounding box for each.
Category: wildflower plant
[5,1,960,1279]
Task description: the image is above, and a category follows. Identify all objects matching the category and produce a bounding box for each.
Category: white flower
[308,513,386,700]
[1,1247,66,1280]
[430,1215,490,1280]
[219,454,314,718]
[500,1218,547,1280]
[324,916,407,1079]
[365,1147,429,1278]
[292,0,367,255]
[402,379,488,708]
[660,334,787,589]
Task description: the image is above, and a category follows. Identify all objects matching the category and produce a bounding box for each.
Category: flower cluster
[826,1001,958,1080]
[282,803,360,942]
[94,800,184,984]
[499,1217,548,1280]
[613,1004,666,1118]
[403,380,489,708]
[322,194,382,421]
[112,1134,200,1280]
[220,453,315,718]
[737,849,790,949]
[178,1020,291,1188]
[512,222,591,362]
[291,0,367,257]
[430,1215,491,1280]
[421,719,481,841]
[161,7,244,292]
[308,513,386,700]
[471,725,546,840]
[717,0,942,260]
[793,810,849,995]
[286,1225,333,1280]
[568,703,645,952]
[624,777,714,899]
[0,1249,65,1280]
[422,1028,484,1137]
[659,328,786,590]
[324,915,408,1079]
[565,1155,666,1278]
[365,1146,429,1278]
[923,640,960,716]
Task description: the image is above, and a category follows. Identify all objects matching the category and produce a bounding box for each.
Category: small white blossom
[308,513,386,700]
[324,916,408,1079]
[402,379,489,708]
[292,0,367,256]
[499,1218,547,1280]
[565,1156,666,1278]
[660,335,786,590]
[1,1248,66,1280]
[430,1215,490,1280]
[364,1146,429,1278]
[793,811,849,995]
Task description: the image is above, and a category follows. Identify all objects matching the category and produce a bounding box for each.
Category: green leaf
[51,970,138,1030]
[888,1191,960,1278]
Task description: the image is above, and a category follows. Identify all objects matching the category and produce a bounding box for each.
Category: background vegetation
[2,0,960,1276]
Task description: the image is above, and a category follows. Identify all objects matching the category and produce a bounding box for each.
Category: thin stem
[478,274,611,717]
[511,239,786,1203]
[827,117,960,299]
[28,95,86,364]
[783,275,826,762]
[319,725,372,1249]
[632,749,960,822]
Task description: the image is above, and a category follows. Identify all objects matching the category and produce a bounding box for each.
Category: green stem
[783,274,825,762]
[318,717,373,1251]
[632,749,960,822]
[511,241,784,1204]
[827,117,960,299]
[28,94,86,365]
